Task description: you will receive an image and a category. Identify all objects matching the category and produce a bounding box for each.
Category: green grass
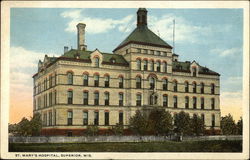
[9,140,242,152]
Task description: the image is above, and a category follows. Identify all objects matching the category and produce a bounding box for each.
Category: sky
[9,8,243,124]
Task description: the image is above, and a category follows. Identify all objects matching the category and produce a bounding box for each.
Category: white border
[1,1,249,159]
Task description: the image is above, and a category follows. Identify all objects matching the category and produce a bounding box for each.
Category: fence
[9,135,242,143]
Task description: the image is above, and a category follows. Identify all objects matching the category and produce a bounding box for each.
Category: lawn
[9,140,242,152]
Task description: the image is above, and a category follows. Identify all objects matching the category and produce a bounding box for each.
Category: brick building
[33,8,221,136]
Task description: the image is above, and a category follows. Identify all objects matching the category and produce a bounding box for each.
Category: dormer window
[193,67,197,77]
[94,57,99,67]
[110,58,116,63]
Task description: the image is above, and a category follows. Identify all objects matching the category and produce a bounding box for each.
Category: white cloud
[210,47,242,57]
[61,9,134,34]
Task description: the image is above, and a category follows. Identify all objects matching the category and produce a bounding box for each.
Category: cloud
[210,47,242,57]
[61,9,135,34]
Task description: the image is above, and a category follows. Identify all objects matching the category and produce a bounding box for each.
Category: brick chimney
[76,23,87,51]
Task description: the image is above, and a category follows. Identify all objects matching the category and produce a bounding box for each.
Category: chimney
[64,46,69,53]
[137,8,147,27]
[76,23,87,51]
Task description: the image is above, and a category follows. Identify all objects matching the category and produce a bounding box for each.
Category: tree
[85,125,99,136]
[190,115,205,136]
[29,113,42,136]
[220,114,237,135]
[174,111,191,135]
[112,123,124,135]
[8,123,18,135]
[236,117,242,135]
[16,117,31,136]
[129,110,148,135]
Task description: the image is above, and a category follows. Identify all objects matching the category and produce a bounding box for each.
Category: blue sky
[10,8,243,122]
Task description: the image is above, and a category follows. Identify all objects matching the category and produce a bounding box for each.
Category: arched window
[211,98,215,110]
[136,93,142,106]
[173,80,178,92]
[136,76,141,89]
[163,62,167,73]
[83,74,88,86]
[193,82,197,93]
[94,57,99,67]
[94,74,99,87]
[119,93,123,106]
[143,60,148,71]
[173,96,178,108]
[201,97,204,109]
[149,77,155,89]
[149,60,154,71]
[119,76,124,88]
[163,95,168,107]
[83,91,88,105]
[163,79,168,90]
[136,59,141,70]
[185,81,189,92]
[94,91,99,105]
[211,84,215,94]
[104,75,110,87]
[185,96,189,109]
[201,82,205,93]
[67,72,73,85]
[193,97,197,109]
[149,94,154,105]
[104,92,110,105]
[156,61,161,72]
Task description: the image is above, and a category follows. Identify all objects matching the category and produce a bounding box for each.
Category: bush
[111,123,124,135]
[85,125,99,136]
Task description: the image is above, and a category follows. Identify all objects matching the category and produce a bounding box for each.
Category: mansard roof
[173,61,220,76]
[113,26,172,52]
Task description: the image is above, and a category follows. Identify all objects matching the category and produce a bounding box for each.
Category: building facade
[33,8,221,136]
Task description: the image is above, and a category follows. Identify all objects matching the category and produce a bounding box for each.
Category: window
[211,98,215,110]
[49,75,52,88]
[83,74,88,86]
[94,111,99,125]
[49,111,52,126]
[149,94,154,105]
[119,76,124,88]
[49,92,52,106]
[137,48,141,53]
[67,72,73,85]
[83,91,88,105]
[212,114,215,128]
[155,51,160,56]
[94,57,99,67]
[67,111,73,125]
[211,84,215,94]
[193,82,197,93]
[54,110,56,125]
[173,81,178,92]
[119,112,123,124]
[119,93,123,106]
[94,92,99,105]
[44,94,47,108]
[54,91,57,105]
[94,75,99,87]
[38,97,41,109]
[143,49,148,54]
[83,111,88,125]
[149,60,154,71]
[193,67,197,77]
[43,113,47,126]
[104,92,109,105]
[67,131,72,137]
[149,77,155,89]
[185,82,189,92]
[143,60,148,71]
[201,114,205,123]
[163,62,167,72]
[201,83,204,93]
[136,76,141,89]
[105,112,109,125]
[163,95,168,107]
[136,59,141,70]
[126,49,129,54]
[185,96,189,109]
[174,96,178,108]
[136,94,142,106]
[150,50,154,54]
[163,79,168,90]
[67,91,73,104]
[193,97,197,109]
[156,61,161,72]
[104,75,110,87]
[201,97,204,109]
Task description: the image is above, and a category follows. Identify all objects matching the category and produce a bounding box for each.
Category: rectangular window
[105,93,109,106]
[119,112,123,124]
[94,111,99,125]
[193,97,197,109]
[119,93,123,106]
[43,113,47,126]
[67,111,73,125]
[174,96,178,108]
[83,111,88,125]
[94,75,99,87]
[49,111,52,126]
[136,94,141,106]
[211,98,215,110]
[163,95,168,107]
[143,61,148,71]
[212,114,215,127]
[105,112,109,125]
[185,97,189,109]
[137,48,141,53]
[104,76,110,87]
[54,110,56,125]
[49,75,52,88]
[94,92,99,105]
[201,98,204,109]
[54,91,57,105]
[49,92,52,106]
[83,92,88,105]
[68,91,73,104]
[119,77,124,88]
[83,75,88,86]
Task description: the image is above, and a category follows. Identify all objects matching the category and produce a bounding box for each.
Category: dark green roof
[61,49,129,66]
[113,26,172,52]
[173,61,220,76]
